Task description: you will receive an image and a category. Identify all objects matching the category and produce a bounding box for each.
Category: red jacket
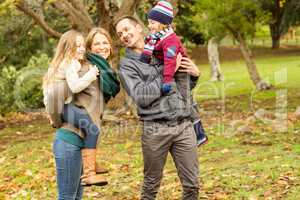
[153,32,186,83]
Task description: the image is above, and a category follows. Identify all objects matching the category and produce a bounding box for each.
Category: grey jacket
[119,48,198,121]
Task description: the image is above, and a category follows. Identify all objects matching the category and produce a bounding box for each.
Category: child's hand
[71,59,81,68]
[89,65,99,76]
[162,83,172,94]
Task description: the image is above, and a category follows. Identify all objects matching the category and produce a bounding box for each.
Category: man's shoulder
[119,56,140,73]
[120,56,133,67]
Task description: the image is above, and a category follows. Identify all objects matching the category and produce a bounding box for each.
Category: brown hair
[113,15,141,28]
[44,30,83,85]
[85,27,113,63]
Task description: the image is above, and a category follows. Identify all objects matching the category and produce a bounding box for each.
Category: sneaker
[197,135,208,147]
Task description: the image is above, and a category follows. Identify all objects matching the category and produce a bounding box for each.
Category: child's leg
[191,106,208,147]
[174,72,208,146]
[62,103,99,148]
[62,103,108,186]
[45,81,71,128]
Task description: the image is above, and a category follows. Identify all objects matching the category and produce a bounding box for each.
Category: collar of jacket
[125,48,142,61]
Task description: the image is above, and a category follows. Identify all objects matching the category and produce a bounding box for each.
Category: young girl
[140,1,208,146]
[43,30,107,186]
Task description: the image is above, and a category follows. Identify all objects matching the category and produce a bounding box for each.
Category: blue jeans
[53,138,83,200]
[62,103,100,148]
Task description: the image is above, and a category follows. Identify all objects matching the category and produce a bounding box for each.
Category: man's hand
[175,53,183,72]
[177,57,200,77]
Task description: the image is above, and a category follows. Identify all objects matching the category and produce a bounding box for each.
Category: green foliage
[0,53,49,115]
[260,0,300,35]
[175,0,205,45]
[194,0,270,41]
[14,53,49,111]
[255,25,270,38]
[0,66,18,114]
[0,0,63,70]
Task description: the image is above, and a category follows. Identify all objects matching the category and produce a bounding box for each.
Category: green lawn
[194,55,300,112]
[0,118,299,199]
[0,54,300,199]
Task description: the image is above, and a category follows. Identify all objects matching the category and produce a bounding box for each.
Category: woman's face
[91,33,111,59]
[74,35,86,60]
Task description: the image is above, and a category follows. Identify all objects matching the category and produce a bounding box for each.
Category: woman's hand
[177,56,200,77]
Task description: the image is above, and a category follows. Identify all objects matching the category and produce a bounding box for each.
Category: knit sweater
[153,32,186,83]
[43,59,97,109]
[43,59,101,135]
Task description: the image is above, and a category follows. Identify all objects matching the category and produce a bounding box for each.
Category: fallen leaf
[221,149,229,154]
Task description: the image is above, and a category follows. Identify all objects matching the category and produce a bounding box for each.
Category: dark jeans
[62,103,100,148]
[53,137,83,200]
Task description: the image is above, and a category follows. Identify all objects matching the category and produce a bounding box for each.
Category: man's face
[116,19,143,48]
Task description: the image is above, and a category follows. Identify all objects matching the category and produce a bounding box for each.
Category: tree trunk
[236,33,271,90]
[269,23,281,49]
[207,37,223,81]
[268,0,283,49]
[16,0,142,113]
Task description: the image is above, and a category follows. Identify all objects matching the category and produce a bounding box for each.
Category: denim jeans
[53,137,83,200]
[62,103,100,148]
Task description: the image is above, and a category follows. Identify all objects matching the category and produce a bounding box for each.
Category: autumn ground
[0,47,300,199]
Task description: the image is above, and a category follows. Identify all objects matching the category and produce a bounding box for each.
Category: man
[115,16,200,200]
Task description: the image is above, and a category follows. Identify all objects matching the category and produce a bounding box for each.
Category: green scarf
[86,53,120,102]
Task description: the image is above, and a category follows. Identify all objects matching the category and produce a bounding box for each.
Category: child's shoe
[193,120,208,147]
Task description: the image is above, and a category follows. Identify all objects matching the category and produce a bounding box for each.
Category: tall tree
[261,0,300,49]
[0,1,54,69]
[7,0,143,113]
[176,1,223,81]
[207,37,223,81]
[13,0,142,67]
[195,0,271,90]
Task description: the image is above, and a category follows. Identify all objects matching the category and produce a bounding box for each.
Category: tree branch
[50,1,77,28]
[68,0,94,28]
[50,0,93,33]
[96,0,111,29]
[15,1,61,38]
[114,0,142,20]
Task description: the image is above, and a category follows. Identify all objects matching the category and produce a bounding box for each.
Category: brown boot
[81,149,108,187]
[95,163,109,174]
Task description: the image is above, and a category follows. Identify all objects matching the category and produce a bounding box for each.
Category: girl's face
[148,19,164,34]
[91,33,111,59]
[74,35,86,60]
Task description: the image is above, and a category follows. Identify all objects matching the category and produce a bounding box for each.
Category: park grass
[0,118,300,199]
[194,55,300,112]
[0,54,300,199]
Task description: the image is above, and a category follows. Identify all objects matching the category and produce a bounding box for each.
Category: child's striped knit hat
[148,1,174,25]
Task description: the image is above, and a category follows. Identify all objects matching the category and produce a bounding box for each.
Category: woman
[45,28,117,199]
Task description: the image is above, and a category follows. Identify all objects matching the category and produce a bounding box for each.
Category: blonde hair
[86,27,113,63]
[43,30,83,85]
[158,23,168,31]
